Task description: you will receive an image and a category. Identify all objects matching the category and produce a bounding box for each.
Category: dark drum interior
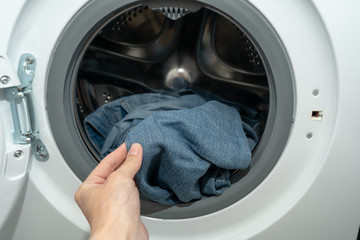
[74,5,270,183]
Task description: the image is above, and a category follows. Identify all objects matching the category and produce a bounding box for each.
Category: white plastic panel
[5,149,30,181]
[0,55,21,88]
[0,108,5,180]
[0,22,31,238]
[0,99,31,238]
[0,0,27,52]
[0,2,36,237]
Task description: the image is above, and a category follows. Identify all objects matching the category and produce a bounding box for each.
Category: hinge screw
[1,75,10,84]
[25,57,34,64]
[306,132,313,139]
[39,151,48,159]
[36,144,48,159]
[14,150,23,158]
[312,89,320,96]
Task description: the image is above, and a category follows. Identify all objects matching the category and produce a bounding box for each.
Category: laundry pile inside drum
[84,93,258,205]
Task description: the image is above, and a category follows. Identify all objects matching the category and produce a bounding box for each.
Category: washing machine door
[0,3,29,236]
[0,53,34,237]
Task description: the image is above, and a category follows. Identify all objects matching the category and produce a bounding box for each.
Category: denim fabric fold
[84,93,255,205]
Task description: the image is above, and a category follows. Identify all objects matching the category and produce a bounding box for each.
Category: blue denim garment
[84,93,254,205]
[84,93,206,155]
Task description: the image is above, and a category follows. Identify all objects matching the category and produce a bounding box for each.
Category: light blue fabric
[84,93,254,205]
[84,93,206,155]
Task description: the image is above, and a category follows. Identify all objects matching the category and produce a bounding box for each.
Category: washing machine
[1,0,360,239]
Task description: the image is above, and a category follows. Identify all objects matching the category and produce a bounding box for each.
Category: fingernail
[128,143,141,156]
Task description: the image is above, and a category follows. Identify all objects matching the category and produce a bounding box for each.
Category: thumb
[116,143,143,179]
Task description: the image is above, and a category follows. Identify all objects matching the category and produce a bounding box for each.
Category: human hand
[75,143,149,240]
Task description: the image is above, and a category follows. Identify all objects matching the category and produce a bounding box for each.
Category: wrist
[89,220,138,240]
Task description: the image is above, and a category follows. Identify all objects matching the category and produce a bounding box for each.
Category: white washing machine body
[0,0,359,239]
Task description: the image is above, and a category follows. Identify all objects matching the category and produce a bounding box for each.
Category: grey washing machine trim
[46,0,295,219]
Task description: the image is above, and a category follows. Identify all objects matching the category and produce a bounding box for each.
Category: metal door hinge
[3,53,49,161]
